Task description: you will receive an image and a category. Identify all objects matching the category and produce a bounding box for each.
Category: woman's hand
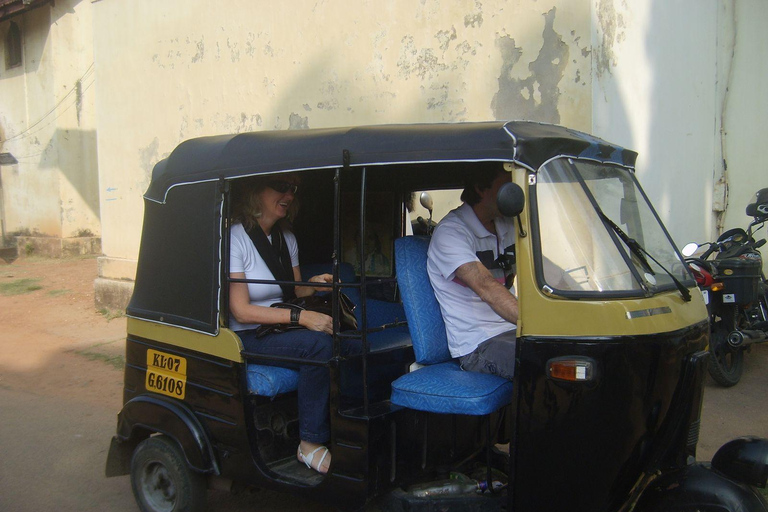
[308,273,333,292]
[294,268,335,297]
[299,310,333,334]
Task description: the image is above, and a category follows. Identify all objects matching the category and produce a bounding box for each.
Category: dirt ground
[0,256,766,511]
[0,256,126,409]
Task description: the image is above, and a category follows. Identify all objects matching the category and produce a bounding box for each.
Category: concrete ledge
[15,236,102,258]
[98,256,138,281]
[94,277,134,311]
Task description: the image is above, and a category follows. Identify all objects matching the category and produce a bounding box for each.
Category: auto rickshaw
[106,121,768,512]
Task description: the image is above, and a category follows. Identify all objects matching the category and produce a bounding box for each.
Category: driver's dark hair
[460,163,508,206]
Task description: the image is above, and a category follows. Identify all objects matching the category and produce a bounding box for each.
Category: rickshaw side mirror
[497,182,525,218]
[419,192,434,213]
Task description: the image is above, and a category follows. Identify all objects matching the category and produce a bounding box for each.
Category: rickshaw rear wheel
[130,435,206,512]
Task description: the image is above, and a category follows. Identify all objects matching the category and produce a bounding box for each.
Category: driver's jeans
[238,329,359,444]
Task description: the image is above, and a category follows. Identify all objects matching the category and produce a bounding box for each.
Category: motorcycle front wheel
[708,328,744,387]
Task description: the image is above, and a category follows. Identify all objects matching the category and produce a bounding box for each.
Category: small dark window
[5,22,22,69]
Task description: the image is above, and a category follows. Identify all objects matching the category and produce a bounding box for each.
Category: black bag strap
[245,224,296,300]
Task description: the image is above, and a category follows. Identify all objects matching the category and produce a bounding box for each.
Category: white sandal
[297,445,330,474]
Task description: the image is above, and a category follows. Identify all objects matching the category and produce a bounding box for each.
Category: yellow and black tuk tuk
[106,122,768,512]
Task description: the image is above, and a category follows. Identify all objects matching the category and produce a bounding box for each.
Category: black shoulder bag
[245,224,357,337]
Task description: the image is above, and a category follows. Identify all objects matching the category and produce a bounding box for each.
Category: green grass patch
[0,278,42,295]
[47,288,71,297]
[75,350,125,370]
[98,308,125,321]
[73,338,125,370]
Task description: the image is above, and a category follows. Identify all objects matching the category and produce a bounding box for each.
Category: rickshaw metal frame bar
[333,163,344,361]
[228,277,336,288]
[357,164,371,414]
[221,179,231,329]
[240,350,331,367]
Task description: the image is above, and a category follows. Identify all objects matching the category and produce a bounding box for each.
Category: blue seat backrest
[395,236,451,365]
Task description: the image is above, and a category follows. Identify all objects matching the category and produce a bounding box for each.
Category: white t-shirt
[427,203,516,358]
[229,222,299,331]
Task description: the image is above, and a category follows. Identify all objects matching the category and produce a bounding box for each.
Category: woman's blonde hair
[231,175,300,231]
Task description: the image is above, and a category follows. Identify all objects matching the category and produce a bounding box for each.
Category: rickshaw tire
[130,435,207,512]
[707,330,744,388]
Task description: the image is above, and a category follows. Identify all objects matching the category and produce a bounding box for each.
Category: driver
[427,164,519,380]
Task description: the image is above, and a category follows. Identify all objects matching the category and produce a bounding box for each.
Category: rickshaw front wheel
[131,435,206,512]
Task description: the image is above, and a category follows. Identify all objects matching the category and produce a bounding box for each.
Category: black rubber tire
[707,329,744,387]
[130,436,207,512]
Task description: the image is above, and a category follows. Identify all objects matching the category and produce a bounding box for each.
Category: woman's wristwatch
[290,308,301,326]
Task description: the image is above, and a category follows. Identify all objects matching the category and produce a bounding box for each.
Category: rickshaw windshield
[535,158,689,297]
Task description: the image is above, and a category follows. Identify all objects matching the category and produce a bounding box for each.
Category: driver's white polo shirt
[427,203,516,358]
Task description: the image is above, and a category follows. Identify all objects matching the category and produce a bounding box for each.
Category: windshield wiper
[596,210,692,302]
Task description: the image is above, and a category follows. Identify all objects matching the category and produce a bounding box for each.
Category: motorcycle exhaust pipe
[727,329,768,348]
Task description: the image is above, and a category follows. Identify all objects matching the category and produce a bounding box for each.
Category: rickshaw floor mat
[267,454,325,485]
[379,488,504,512]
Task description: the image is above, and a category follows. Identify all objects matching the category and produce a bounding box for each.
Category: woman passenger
[228,174,338,474]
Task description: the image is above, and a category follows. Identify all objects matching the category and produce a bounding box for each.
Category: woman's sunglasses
[266,180,299,194]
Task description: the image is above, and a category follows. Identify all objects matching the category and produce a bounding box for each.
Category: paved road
[0,387,135,512]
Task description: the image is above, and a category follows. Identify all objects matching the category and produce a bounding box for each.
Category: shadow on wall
[58,128,100,223]
[35,128,100,224]
[644,0,718,244]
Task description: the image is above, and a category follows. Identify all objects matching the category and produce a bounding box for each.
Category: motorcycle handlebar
[700,243,718,260]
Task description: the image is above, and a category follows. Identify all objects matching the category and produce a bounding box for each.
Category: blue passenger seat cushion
[394,236,451,365]
[390,361,514,415]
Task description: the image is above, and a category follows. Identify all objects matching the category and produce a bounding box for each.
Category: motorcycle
[683,188,768,386]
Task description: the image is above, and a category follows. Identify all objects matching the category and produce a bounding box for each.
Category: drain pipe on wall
[713,1,737,238]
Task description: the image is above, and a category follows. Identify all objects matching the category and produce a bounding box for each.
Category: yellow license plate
[146,349,187,399]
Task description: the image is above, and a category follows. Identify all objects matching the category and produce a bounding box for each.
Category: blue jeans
[239,329,355,444]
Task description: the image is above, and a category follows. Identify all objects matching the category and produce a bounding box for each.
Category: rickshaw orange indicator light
[547,358,596,382]
[710,282,725,292]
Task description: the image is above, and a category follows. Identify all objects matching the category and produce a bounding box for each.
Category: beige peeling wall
[0,0,99,238]
[592,0,768,274]
[93,0,592,280]
[591,0,720,247]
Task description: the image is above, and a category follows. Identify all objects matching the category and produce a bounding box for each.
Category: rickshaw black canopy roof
[145,121,637,203]
[130,121,637,335]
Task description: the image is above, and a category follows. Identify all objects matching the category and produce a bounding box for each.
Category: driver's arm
[455,261,519,325]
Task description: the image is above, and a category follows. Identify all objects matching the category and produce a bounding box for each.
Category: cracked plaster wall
[93,0,592,267]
